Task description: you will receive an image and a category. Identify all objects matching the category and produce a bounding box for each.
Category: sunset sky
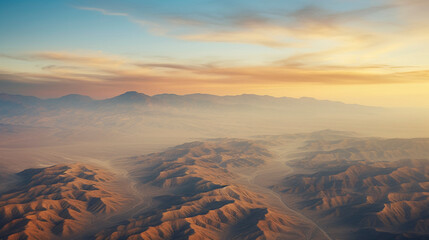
[1,0,428,107]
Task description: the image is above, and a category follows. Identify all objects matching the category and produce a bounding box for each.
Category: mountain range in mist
[1,91,428,142]
[0,91,378,114]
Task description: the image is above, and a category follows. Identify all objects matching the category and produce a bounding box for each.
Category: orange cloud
[32,52,125,66]
[2,51,429,87]
[2,50,429,107]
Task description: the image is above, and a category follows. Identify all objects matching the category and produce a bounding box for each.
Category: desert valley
[2,0,429,239]
[0,92,428,240]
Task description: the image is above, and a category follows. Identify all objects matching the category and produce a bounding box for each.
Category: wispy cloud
[76,6,128,17]
[72,0,429,72]
[32,52,126,66]
[72,1,419,46]
[2,51,428,87]
[2,49,429,106]
[1,0,428,107]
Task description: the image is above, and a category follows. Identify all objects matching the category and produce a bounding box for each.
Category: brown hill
[276,159,429,239]
[94,139,323,240]
[0,164,128,240]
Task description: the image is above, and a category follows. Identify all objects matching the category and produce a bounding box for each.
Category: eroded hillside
[1,133,429,240]
[94,139,325,240]
[273,135,429,240]
[0,164,129,240]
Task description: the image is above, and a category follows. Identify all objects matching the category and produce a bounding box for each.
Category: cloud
[76,6,128,17]
[0,54,30,61]
[2,51,429,88]
[31,52,125,66]
[1,49,429,103]
[67,0,429,89]
[71,0,429,74]
[1,0,428,106]
[180,31,292,48]
[71,1,396,47]
[135,63,199,71]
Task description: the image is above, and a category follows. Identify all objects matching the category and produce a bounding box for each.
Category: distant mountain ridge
[0,91,380,110]
[0,91,387,137]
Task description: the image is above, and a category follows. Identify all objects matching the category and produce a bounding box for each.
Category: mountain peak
[123,91,139,95]
[108,91,150,103]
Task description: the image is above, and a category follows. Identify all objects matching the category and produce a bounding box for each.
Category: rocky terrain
[274,135,429,240]
[0,164,128,240]
[1,132,428,239]
[94,139,324,240]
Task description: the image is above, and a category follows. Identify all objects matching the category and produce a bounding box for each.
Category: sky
[0,0,428,107]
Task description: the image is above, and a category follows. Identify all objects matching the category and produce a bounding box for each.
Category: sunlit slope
[95,140,323,240]
[0,164,127,240]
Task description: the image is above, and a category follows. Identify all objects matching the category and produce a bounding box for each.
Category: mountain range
[0,91,379,113]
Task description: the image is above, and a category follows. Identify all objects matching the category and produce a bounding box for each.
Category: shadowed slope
[276,159,429,239]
